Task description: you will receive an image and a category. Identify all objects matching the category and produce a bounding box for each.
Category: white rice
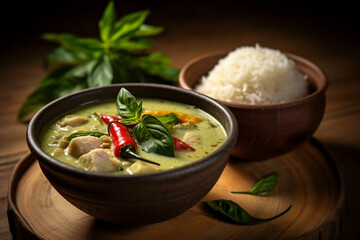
[195,44,308,104]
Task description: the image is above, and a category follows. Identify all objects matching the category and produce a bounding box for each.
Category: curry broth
[40,98,227,174]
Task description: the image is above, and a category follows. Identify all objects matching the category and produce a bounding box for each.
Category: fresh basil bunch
[18,1,179,122]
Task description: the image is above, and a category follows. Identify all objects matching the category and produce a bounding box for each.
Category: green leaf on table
[87,55,113,87]
[231,173,278,196]
[110,10,150,41]
[116,87,142,119]
[133,114,175,157]
[99,1,116,42]
[206,200,292,225]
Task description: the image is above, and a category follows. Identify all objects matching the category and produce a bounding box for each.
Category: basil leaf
[18,66,87,121]
[120,116,140,125]
[99,1,116,42]
[44,47,95,66]
[207,200,292,225]
[42,33,104,54]
[112,38,152,51]
[134,24,164,37]
[231,173,278,196]
[66,132,107,141]
[116,87,141,119]
[87,55,113,87]
[110,10,150,42]
[133,114,175,157]
[154,113,179,128]
[136,52,179,83]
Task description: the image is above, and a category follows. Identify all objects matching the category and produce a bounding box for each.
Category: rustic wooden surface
[8,140,344,240]
[1,1,359,239]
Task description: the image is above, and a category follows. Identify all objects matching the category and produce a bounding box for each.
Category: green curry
[41,88,227,175]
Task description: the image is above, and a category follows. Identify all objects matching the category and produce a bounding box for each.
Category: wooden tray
[7,139,344,240]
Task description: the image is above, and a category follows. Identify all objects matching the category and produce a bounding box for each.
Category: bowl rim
[27,83,238,182]
[179,50,328,109]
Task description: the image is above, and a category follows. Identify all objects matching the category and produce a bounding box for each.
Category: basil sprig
[116,87,143,122]
[18,1,179,122]
[231,173,278,196]
[116,88,175,157]
[206,200,292,225]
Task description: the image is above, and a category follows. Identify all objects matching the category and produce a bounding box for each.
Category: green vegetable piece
[116,88,142,120]
[231,173,278,196]
[207,200,292,225]
[133,115,175,157]
[66,132,107,141]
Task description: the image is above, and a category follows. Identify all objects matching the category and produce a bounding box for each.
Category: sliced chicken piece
[68,136,101,158]
[183,132,201,146]
[127,161,160,175]
[59,115,89,127]
[78,149,122,172]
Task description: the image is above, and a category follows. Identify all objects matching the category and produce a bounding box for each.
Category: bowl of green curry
[27,83,238,225]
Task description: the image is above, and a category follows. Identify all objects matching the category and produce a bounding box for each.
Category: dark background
[1,0,358,52]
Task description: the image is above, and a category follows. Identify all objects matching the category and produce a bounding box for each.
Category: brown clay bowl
[26,83,238,225]
[179,51,328,160]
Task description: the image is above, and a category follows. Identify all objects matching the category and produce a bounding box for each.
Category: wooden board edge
[7,152,43,240]
[296,138,345,240]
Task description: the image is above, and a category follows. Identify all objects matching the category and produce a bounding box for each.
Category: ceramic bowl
[26,83,238,225]
[179,51,328,160]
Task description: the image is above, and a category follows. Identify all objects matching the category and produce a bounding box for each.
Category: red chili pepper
[173,136,195,151]
[109,121,137,158]
[99,114,159,166]
[99,114,122,125]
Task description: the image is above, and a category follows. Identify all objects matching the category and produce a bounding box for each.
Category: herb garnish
[206,172,291,224]
[116,88,175,157]
[116,87,143,124]
[206,200,292,225]
[18,1,179,122]
[231,173,278,196]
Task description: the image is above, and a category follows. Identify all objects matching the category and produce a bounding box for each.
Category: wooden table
[1,1,359,239]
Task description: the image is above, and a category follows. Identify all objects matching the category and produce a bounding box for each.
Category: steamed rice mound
[195,45,308,104]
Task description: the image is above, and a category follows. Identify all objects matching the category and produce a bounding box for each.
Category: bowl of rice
[179,45,328,160]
